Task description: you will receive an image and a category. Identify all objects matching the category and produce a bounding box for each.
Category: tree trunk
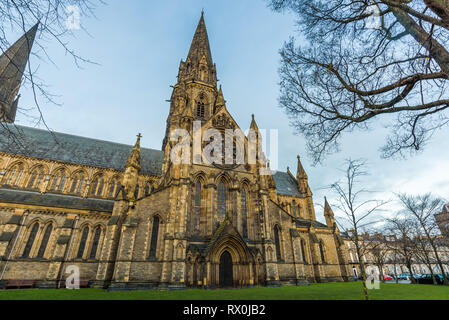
[390,6,449,75]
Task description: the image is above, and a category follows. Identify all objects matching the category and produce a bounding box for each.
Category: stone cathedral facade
[0,15,352,290]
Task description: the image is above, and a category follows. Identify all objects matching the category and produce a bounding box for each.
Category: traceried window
[274,225,282,261]
[76,226,90,259]
[37,224,53,258]
[241,188,248,239]
[22,223,39,258]
[196,101,205,118]
[50,169,67,192]
[5,163,24,186]
[193,181,201,234]
[90,174,105,197]
[217,181,226,221]
[89,226,102,260]
[27,166,45,190]
[148,216,160,259]
[70,171,85,195]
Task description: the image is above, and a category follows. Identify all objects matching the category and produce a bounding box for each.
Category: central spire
[177,12,217,86]
[187,11,213,68]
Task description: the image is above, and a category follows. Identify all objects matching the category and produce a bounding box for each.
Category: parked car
[383,275,393,281]
[398,273,411,280]
[417,274,444,285]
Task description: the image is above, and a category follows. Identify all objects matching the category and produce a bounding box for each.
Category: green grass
[0,282,448,300]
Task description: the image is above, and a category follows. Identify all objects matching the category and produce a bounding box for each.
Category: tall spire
[178,12,217,86]
[0,22,39,123]
[187,12,213,68]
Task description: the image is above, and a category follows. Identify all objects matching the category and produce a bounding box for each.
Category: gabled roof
[273,171,300,197]
[0,124,164,176]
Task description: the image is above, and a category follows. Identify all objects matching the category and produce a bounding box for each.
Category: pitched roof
[0,124,164,176]
[0,187,114,212]
[273,171,301,197]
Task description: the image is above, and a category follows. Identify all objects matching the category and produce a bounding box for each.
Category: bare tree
[398,193,448,284]
[412,229,439,284]
[269,0,449,163]
[0,1,103,137]
[365,233,389,282]
[329,159,388,299]
[385,216,418,283]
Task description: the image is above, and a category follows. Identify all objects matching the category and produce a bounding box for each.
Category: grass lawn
[0,282,448,300]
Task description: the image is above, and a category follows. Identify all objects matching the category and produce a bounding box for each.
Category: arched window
[297,204,301,218]
[89,226,102,259]
[134,184,140,199]
[319,241,326,263]
[22,223,39,258]
[300,239,307,263]
[77,226,90,259]
[217,181,226,221]
[37,224,53,258]
[241,188,248,239]
[50,169,67,192]
[196,101,205,118]
[70,171,85,195]
[108,176,121,198]
[193,181,201,234]
[27,166,45,190]
[292,200,296,217]
[90,174,105,197]
[5,163,24,186]
[144,183,151,197]
[274,225,282,261]
[148,216,160,259]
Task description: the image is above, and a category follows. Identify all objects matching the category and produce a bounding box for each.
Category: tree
[385,216,418,283]
[398,193,448,284]
[0,1,102,136]
[269,0,449,163]
[365,233,389,282]
[328,159,388,299]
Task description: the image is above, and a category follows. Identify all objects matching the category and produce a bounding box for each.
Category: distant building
[435,204,449,238]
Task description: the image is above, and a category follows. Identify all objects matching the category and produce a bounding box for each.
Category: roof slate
[273,171,301,197]
[0,187,114,212]
[0,124,164,176]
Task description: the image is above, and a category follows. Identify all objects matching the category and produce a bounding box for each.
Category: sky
[10,0,449,224]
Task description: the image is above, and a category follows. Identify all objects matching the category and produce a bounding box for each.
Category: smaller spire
[296,154,308,181]
[250,114,259,131]
[324,197,332,215]
[216,85,226,107]
[125,133,142,172]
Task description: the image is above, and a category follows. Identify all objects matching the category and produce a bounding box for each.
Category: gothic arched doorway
[219,251,233,288]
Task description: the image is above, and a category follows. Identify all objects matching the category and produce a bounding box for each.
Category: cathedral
[0,14,352,290]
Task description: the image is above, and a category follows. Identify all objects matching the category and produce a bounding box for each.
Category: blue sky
[10,0,449,224]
